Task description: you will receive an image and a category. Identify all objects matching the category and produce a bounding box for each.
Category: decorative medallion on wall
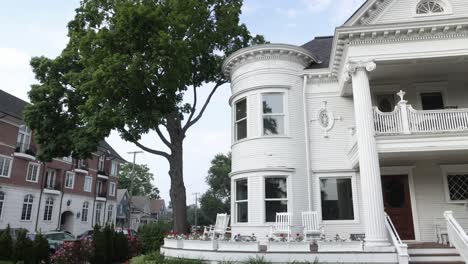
[311,101,342,138]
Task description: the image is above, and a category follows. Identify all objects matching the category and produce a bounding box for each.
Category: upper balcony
[13,142,37,160]
[73,159,89,174]
[43,181,61,195]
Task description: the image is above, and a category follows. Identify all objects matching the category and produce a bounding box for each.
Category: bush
[138,221,171,253]
[13,230,33,264]
[130,251,204,264]
[112,232,129,263]
[32,233,50,263]
[0,225,12,260]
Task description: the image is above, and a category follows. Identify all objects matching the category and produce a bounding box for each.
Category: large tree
[118,163,160,198]
[25,0,263,232]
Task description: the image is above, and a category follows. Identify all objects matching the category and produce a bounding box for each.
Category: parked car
[77,230,94,240]
[28,231,78,251]
[115,228,138,239]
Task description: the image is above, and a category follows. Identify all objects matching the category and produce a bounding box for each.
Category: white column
[346,61,389,247]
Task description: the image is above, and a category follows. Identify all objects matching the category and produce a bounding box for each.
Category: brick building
[0,89,125,235]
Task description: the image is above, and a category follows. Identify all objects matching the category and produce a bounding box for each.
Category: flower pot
[317,241,363,252]
[163,239,183,249]
[217,241,260,252]
[182,239,218,251]
[267,241,311,252]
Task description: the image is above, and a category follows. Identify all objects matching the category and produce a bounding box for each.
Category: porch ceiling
[379,148,468,166]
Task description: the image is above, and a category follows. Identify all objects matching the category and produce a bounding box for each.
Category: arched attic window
[416,0,446,14]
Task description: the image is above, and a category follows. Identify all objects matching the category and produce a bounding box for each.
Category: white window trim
[262,175,290,224]
[84,176,93,192]
[107,205,114,223]
[110,161,118,177]
[0,191,5,221]
[81,202,90,222]
[0,154,13,178]
[26,162,41,183]
[234,178,248,224]
[98,156,105,172]
[43,197,54,222]
[316,172,359,225]
[413,0,453,17]
[65,172,75,189]
[441,164,468,204]
[234,97,248,142]
[109,182,116,196]
[259,91,289,137]
[20,195,34,222]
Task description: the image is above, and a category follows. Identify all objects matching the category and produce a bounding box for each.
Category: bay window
[265,177,288,222]
[235,98,247,141]
[262,93,285,135]
[235,179,248,223]
[320,178,355,221]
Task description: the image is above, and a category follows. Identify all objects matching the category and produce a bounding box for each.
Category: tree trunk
[167,113,189,233]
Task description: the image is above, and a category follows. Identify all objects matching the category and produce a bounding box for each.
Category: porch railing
[373,90,468,135]
[444,211,468,262]
[385,213,409,264]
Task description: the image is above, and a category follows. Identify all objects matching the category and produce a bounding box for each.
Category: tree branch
[183,81,226,133]
[134,141,170,160]
[155,125,172,149]
[185,86,198,127]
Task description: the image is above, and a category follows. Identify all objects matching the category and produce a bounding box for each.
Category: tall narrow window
[262,93,285,135]
[110,161,118,176]
[235,98,247,140]
[81,202,89,222]
[265,177,288,222]
[107,205,113,223]
[235,179,248,223]
[98,156,105,172]
[65,172,75,189]
[0,156,12,178]
[0,192,4,218]
[97,181,103,195]
[45,169,57,189]
[84,176,93,192]
[43,197,54,221]
[16,125,31,152]
[95,203,102,225]
[320,178,355,221]
[109,182,116,196]
[21,194,34,221]
[26,163,40,182]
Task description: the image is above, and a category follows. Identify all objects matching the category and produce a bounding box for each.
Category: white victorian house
[162,0,468,263]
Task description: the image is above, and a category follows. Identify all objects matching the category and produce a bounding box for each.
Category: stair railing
[444,211,468,262]
[385,213,409,264]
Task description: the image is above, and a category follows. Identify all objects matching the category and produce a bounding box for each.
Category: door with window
[381,175,415,240]
[46,169,56,189]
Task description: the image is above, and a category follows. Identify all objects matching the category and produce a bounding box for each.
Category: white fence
[444,211,468,262]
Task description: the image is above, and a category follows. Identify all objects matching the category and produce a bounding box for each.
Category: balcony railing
[15,142,36,157]
[73,160,89,172]
[374,90,468,135]
[97,191,107,198]
[44,181,61,191]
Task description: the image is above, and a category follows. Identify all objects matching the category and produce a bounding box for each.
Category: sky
[0,0,366,204]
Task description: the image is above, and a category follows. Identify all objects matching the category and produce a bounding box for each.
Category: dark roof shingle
[301,36,334,69]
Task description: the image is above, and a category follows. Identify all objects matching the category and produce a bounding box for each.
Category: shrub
[32,233,50,263]
[130,251,204,264]
[138,221,171,253]
[13,230,33,264]
[112,232,129,262]
[0,225,12,260]
[50,241,82,264]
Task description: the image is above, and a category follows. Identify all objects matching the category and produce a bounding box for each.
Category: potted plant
[217,234,260,252]
[163,232,185,249]
[182,233,218,251]
[266,234,311,252]
[317,235,363,252]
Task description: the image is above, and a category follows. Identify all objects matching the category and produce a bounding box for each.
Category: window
[95,203,102,225]
[98,156,105,172]
[43,197,54,221]
[265,177,288,222]
[26,163,40,183]
[235,179,248,223]
[107,205,113,223]
[421,92,444,110]
[416,0,445,14]
[109,182,116,196]
[45,169,57,189]
[81,202,89,222]
[0,156,12,178]
[320,178,355,221]
[442,165,468,203]
[16,125,31,152]
[21,195,34,221]
[376,94,396,113]
[0,192,4,218]
[65,172,75,189]
[262,93,285,135]
[110,161,118,176]
[235,98,247,141]
[97,180,103,194]
[84,176,93,192]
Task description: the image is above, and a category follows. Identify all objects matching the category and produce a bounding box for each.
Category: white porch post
[346,61,389,248]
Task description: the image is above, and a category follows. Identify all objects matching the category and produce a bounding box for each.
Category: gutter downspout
[302,75,313,211]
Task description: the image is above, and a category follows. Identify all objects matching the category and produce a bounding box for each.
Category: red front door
[382,175,415,240]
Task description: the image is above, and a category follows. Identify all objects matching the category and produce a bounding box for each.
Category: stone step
[409,253,464,263]
[409,248,459,255]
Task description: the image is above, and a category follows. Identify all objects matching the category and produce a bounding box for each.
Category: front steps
[408,243,465,264]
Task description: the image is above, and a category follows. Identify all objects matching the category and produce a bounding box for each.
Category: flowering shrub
[165,232,188,240]
[267,233,288,242]
[233,233,257,242]
[50,241,84,264]
[294,233,304,242]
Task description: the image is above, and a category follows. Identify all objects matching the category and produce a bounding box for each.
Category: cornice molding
[229,167,295,177]
[229,85,290,105]
[223,44,319,78]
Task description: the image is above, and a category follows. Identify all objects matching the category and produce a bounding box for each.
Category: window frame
[414,0,452,17]
[98,155,105,172]
[84,176,93,192]
[64,172,75,189]
[26,162,41,183]
[317,172,359,224]
[234,97,248,141]
[21,194,34,221]
[107,205,113,224]
[0,155,13,178]
[263,176,289,223]
[261,92,286,136]
[81,202,89,222]
[45,169,57,189]
[43,197,54,222]
[110,161,118,176]
[95,202,103,225]
[441,165,468,204]
[109,182,116,196]
[16,125,32,151]
[234,178,248,224]
[0,191,5,220]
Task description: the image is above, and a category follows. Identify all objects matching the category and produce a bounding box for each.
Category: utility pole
[193,192,200,227]
[127,151,143,228]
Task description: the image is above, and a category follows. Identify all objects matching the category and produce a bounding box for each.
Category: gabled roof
[301,36,334,69]
[117,189,128,203]
[150,199,166,213]
[343,0,373,26]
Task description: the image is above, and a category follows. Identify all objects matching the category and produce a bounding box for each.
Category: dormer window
[416,0,445,14]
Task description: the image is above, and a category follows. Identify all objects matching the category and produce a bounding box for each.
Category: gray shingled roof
[301,36,334,70]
